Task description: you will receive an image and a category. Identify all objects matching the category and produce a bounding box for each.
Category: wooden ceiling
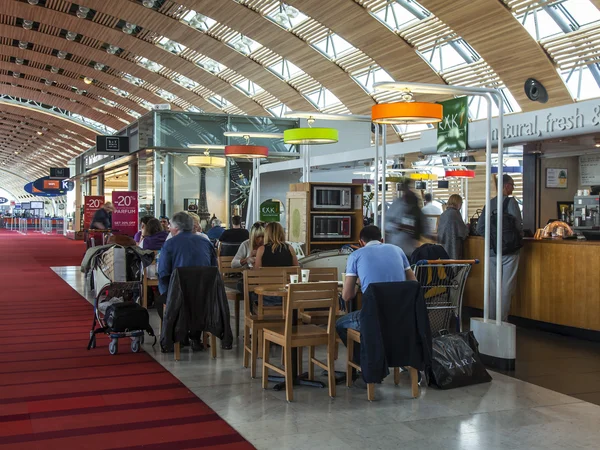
[0,0,593,199]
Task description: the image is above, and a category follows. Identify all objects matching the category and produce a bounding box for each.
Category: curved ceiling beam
[0,83,124,130]
[0,5,221,115]
[287,0,444,85]
[0,57,146,115]
[0,27,175,112]
[78,0,315,112]
[0,124,84,157]
[180,0,375,113]
[9,1,267,116]
[419,0,573,110]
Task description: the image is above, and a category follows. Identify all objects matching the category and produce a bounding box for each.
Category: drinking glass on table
[290,274,299,283]
[301,269,310,283]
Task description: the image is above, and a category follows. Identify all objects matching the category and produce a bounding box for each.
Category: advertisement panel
[437,97,469,154]
[84,196,104,229]
[111,191,138,237]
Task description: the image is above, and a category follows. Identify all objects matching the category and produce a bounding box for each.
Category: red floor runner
[0,230,253,450]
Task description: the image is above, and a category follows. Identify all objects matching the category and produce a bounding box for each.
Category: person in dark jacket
[437,194,469,259]
[218,215,249,244]
[90,202,114,229]
[141,218,169,251]
[156,212,217,351]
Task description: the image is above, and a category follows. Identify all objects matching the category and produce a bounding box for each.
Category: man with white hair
[156,212,217,321]
[206,217,225,241]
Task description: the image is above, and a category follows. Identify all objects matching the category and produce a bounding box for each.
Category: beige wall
[539,156,580,225]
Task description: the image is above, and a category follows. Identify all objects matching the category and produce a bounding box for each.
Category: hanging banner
[437,97,469,154]
[111,191,138,237]
[84,196,104,229]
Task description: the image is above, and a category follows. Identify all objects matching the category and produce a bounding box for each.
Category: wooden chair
[299,267,339,325]
[242,267,299,378]
[262,282,338,402]
[346,329,419,401]
[217,247,244,338]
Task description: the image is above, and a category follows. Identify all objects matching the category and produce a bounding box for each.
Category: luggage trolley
[413,259,479,335]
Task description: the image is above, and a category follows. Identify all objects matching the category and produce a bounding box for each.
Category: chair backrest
[218,241,242,257]
[307,267,338,282]
[242,267,300,316]
[285,282,338,340]
[217,254,242,274]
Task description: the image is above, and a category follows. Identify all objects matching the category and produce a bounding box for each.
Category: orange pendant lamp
[445,169,475,178]
[223,133,269,159]
[372,102,443,125]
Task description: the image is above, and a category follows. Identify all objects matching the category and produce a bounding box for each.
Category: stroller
[87,251,156,355]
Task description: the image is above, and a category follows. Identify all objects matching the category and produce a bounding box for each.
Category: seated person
[336,225,416,364]
[156,212,217,326]
[159,216,170,232]
[141,218,169,251]
[254,222,299,306]
[206,218,225,241]
[134,216,153,244]
[232,221,264,269]
[219,215,249,244]
[187,211,210,241]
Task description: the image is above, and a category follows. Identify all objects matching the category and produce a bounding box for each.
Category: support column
[128,161,138,191]
[164,153,174,218]
[96,175,104,197]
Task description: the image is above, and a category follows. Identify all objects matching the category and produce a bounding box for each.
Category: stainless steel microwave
[312,186,352,210]
[312,216,352,240]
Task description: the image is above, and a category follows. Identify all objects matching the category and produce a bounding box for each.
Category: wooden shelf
[310,211,356,215]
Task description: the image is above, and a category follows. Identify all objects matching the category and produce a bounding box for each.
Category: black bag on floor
[104,302,150,332]
[429,331,492,389]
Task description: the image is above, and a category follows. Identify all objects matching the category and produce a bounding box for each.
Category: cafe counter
[463,236,600,332]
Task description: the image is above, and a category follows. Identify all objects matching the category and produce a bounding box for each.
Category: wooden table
[142,266,158,309]
[255,283,327,391]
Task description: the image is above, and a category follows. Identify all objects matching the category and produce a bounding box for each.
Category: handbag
[428,331,492,389]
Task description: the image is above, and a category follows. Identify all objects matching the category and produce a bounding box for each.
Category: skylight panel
[372,0,424,31]
[267,4,308,30]
[157,37,186,54]
[135,56,163,73]
[267,103,291,117]
[313,34,356,60]
[228,34,262,55]
[563,65,600,100]
[353,67,395,93]
[234,78,264,96]
[196,56,225,74]
[268,59,304,81]
[181,11,216,31]
[305,87,342,110]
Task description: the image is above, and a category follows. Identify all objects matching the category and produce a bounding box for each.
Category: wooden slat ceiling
[0,0,595,196]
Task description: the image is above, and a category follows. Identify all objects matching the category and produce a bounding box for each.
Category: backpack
[490,197,522,255]
[104,302,150,332]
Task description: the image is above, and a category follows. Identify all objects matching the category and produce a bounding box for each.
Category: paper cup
[578,190,583,196]
[341,272,346,281]
[301,269,310,283]
[584,189,590,196]
[289,274,299,284]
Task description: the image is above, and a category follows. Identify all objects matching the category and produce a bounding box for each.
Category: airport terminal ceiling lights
[187,155,227,168]
[371,102,443,125]
[444,169,476,179]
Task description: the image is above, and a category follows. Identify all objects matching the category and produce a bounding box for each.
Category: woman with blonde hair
[437,194,469,259]
[232,221,265,269]
[254,222,298,269]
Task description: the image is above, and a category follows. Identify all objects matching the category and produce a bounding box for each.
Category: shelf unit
[286,182,364,254]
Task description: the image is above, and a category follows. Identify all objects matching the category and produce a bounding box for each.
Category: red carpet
[0,230,253,450]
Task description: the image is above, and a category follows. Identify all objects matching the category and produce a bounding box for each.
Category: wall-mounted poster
[546,168,568,188]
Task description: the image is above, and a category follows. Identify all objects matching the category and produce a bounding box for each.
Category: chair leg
[308,346,315,380]
[250,326,258,379]
[394,367,400,386]
[257,329,263,360]
[243,324,250,368]
[327,342,336,398]
[367,383,375,401]
[346,338,354,387]
[334,339,339,360]
[174,342,180,361]
[234,299,240,338]
[409,367,419,398]
[284,345,293,402]
[210,333,217,359]
[297,347,303,376]
[262,337,270,389]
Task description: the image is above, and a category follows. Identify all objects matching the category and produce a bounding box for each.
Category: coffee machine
[573,194,600,232]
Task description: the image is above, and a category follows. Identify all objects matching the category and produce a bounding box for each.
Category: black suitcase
[104,302,150,332]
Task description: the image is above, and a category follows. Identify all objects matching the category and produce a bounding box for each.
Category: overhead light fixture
[284,127,338,144]
[94,62,105,71]
[187,155,226,168]
[225,145,269,158]
[44,79,53,86]
[83,76,93,84]
[409,173,438,180]
[57,50,68,59]
[186,144,226,150]
[445,169,475,179]
[224,131,283,139]
[372,102,443,125]
[595,137,600,148]
[50,66,59,73]
[76,6,90,19]
[28,0,39,5]
[65,31,78,41]
[106,44,119,55]
[15,58,24,65]
[122,22,137,34]
[22,20,34,30]
[12,72,21,78]
[143,0,156,7]
[18,40,29,49]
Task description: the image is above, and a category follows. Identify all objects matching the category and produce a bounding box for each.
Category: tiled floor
[55,267,600,450]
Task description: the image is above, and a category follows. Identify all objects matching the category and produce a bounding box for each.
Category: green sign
[437,97,468,154]
[260,199,281,222]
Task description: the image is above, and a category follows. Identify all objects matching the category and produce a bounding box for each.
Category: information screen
[30,201,44,209]
[21,202,31,210]
[43,179,61,190]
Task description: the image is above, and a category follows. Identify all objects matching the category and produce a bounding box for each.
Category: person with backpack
[385,180,424,258]
[476,174,523,321]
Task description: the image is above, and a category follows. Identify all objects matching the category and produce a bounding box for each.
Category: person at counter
[476,174,523,321]
[437,194,469,259]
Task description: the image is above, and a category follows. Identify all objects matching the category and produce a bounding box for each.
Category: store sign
[24,182,64,197]
[111,191,138,237]
[0,197,8,204]
[84,196,104,229]
[96,135,130,155]
[580,154,600,186]
[50,167,70,179]
[31,176,74,194]
[437,97,468,154]
[546,168,568,189]
[260,199,281,222]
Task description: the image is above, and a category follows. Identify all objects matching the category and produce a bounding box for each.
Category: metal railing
[18,218,27,235]
[41,219,53,234]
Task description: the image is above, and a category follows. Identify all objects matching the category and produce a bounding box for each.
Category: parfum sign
[468,100,600,149]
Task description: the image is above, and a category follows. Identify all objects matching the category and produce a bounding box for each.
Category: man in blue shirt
[337,225,416,365]
[157,212,217,319]
[206,218,225,241]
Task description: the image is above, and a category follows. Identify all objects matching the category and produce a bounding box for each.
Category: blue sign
[0,197,8,204]
[23,182,64,197]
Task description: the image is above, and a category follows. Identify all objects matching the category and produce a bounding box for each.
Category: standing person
[206,218,225,241]
[90,202,114,230]
[156,212,217,321]
[232,222,264,269]
[476,174,523,321]
[336,225,416,363]
[422,193,442,216]
[219,215,249,244]
[437,194,469,259]
[141,218,169,251]
[134,216,153,244]
[385,180,424,258]
[159,216,170,232]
